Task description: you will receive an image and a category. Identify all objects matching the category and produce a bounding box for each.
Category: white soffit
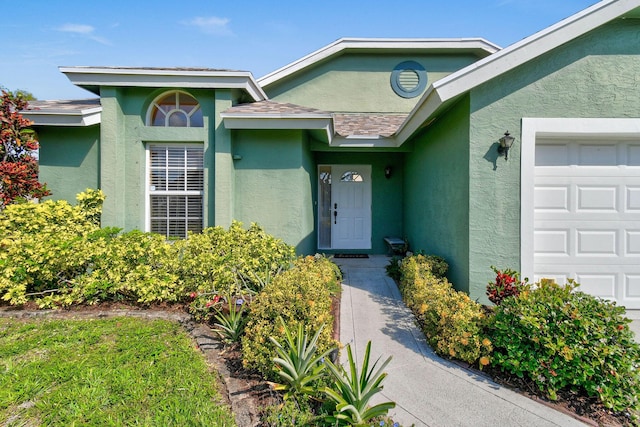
[397,0,639,144]
[60,67,268,101]
[258,38,501,88]
[22,105,102,127]
[221,113,334,143]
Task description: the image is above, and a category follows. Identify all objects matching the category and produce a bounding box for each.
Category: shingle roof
[333,113,408,137]
[223,101,408,138]
[25,98,101,113]
[223,100,330,116]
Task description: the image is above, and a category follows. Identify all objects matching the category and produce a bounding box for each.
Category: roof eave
[22,107,102,127]
[60,67,268,101]
[221,115,334,143]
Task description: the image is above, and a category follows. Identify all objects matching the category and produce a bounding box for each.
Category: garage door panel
[577,186,617,211]
[535,186,569,211]
[534,138,640,308]
[578,144,617,166]
[627,231,640,255]
[628,145,640,165]
[628,187,640,211]
[534,229,569,255]
[576,229,617,256]
[626,275,640,298]
[575,273,617,299]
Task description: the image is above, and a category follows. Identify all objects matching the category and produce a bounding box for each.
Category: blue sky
[1,0,598,100]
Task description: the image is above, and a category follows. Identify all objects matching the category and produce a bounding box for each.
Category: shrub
[69,230,182,305]
[490,279,640,413]
[0,190,104,305]
[486,266,529,305]
[242,255,341,380]
[174,221,295,298]
[398,255,491,365]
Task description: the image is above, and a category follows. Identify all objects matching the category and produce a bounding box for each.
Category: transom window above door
[147,91,203,127]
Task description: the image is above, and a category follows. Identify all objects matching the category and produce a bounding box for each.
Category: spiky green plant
[324,341,395,426]
[270,318,335,400]
[212,297,249,344]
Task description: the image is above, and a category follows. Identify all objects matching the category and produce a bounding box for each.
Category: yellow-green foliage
[399,255,491,364]
[71,230,183,305]
[174,221,295,296]
[241,255,341,380]
[0,190,104,305]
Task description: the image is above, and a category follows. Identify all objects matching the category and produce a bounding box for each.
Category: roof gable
[397,0,640,143]
[258,38,500,89]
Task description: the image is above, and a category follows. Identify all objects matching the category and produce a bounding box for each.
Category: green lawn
[0,316,236,426]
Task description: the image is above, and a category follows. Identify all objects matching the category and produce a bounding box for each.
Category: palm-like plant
[212,297,248,344]
[270,318,335,400]
[324,341,395,426]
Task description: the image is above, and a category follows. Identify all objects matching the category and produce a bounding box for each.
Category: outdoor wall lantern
[384,165,392,179]
[498,131,515,161]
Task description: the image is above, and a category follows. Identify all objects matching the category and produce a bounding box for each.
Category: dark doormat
[333,254,369,258]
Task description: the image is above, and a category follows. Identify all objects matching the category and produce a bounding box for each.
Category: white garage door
[534,138,640,309]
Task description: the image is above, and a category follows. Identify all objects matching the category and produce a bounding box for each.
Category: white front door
[318,165,372,250]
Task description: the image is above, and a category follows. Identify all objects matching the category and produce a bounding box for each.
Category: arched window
[147,91,203,127]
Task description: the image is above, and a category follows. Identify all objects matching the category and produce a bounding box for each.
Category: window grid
[148,91,204,127]
[148,145,204,238]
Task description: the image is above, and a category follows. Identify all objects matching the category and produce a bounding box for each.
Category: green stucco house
[24,0,640,308]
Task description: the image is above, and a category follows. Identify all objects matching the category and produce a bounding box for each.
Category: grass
[0,316,236,426]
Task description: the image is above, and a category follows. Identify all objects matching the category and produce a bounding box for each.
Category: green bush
[398,255,491,365]
[242,255,341,380]
[0,190,104,305]
[70,230,182,305]
[490,279,640,414]
[174,221,295,298]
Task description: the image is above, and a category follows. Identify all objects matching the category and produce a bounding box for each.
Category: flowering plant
[486,266,529,305]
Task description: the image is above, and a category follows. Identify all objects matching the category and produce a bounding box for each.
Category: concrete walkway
[336,256,586,427]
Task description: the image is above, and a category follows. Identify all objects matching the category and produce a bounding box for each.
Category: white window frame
[146,90,203,127]
[145,143,204,238]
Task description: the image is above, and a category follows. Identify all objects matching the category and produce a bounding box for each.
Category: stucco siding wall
[314,151,404,254]
[403,98,470,291]
[37,125,100,203]
[233,130,315,253]
[468,19,640,303]
[99,87,214,232]
[266,53,480,113]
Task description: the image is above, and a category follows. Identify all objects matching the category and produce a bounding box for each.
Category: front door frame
[317,164,372,250]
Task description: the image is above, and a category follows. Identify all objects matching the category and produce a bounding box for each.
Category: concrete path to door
[335,256,586,427]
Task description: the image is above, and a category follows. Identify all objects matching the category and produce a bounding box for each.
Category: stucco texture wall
[265,53,480,113]
[233,129,316,254]
[403,97,470,291]
[467,19,640,302]
[37,125,100,203]
[99,87,214,231]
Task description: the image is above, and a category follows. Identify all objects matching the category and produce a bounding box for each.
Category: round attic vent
[391,61,427,98]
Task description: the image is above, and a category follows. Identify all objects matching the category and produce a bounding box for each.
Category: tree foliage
[0,89,50,208]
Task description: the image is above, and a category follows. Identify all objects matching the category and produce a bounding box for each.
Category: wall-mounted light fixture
[384,165,392,179]
[498,131,515,161]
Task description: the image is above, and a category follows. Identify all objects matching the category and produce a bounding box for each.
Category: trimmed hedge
[241,255,341,380]
[397,255,491,364]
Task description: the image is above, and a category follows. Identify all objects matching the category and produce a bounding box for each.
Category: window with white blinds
[148,145,204,238]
